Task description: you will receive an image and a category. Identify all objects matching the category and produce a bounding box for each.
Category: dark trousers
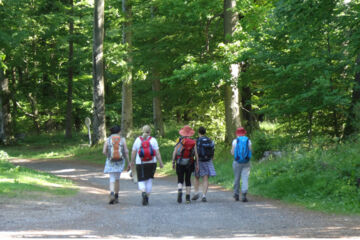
[176,164,194,187]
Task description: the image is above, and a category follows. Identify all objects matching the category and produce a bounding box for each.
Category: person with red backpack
[172,125,199,204]
[130,125,164,206]
[231,127,252,202]
[103,125,130,204]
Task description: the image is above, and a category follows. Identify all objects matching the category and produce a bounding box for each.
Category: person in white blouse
[130,125,164,206]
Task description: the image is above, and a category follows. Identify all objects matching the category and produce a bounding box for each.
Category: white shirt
[132,136,159,164]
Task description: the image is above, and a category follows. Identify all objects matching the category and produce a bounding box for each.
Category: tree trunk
[28,93,41,134]
[92,0,106,144]
[308,111,313,148]
[344,53,360,137]
[241,86,252,131]
[65,0,74,139]
[121,0,133,138]
[152,69,164,137]
[10,68,17,134]
[1,69,12,142]
[0,70,5,143]
[224,0,242,143]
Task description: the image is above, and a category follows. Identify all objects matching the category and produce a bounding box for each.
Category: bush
[250,140,360,214]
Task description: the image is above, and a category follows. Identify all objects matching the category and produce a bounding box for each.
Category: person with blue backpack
[231,127,252,202]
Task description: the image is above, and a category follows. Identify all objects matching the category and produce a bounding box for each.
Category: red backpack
[176,138,196,165]
[138,136,156,161]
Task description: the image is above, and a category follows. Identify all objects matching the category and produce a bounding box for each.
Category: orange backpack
[109,135,123,162]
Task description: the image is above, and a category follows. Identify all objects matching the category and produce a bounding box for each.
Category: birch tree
[121,0,133,138]
[92,0,106,144]
[224,0,242,143]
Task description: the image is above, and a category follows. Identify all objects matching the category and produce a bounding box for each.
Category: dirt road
[1,158,359,239]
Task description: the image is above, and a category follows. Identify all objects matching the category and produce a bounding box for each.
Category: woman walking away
[172,125,199,204]
[192,126,216,202]
[131,125,164,206]
[103,125,130,204]
[231,127,252,202]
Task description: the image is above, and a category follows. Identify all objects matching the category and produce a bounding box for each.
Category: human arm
[172,144,181,169]
[155,150,164,168]
[231,139,235,155]
[122,139,130,166]
[194,144,199,172]
[131,149,137,167]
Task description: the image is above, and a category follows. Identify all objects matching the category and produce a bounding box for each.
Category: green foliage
[250,140,360,214]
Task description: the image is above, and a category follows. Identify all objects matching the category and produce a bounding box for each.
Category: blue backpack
[234,136,251,163]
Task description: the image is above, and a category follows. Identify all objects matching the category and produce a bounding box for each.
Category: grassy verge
[0,156,77,197]
[206,140,360,215]
[249,141,360,214]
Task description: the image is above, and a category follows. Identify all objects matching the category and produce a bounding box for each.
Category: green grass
[249,141,360,214]
[0,158,77,197]
[207,139,360,215]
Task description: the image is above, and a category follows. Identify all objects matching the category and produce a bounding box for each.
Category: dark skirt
[136,163,157,182]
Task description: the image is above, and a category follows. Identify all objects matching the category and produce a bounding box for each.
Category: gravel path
[1,158,359,239]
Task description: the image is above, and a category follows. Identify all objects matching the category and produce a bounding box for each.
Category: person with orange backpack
[103,125,130,204]
[130,125,164,206]
[172,125,199,204]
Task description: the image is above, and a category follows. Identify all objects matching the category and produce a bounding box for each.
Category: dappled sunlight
[251,203,278,210]
[50,168,80,173]
[0,230,96,239]
[76,185,107,195]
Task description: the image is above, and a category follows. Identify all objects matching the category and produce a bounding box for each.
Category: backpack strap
[140,136,151,143]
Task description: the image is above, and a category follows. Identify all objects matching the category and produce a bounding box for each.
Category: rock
[259,151,283,162]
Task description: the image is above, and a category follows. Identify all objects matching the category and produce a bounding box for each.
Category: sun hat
[179,125,195,137]
[236,127,247,136]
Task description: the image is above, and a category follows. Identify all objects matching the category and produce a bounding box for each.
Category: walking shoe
[191,193,200,201]
[201,196,207,202]
[109,192,115,204]
[114,193,119,204]
[177,189,182,203]
[242,193,248,202]
[142,192,148,206]
[234,194,239,201]
[186,194,191,204]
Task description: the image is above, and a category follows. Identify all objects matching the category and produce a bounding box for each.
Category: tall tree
[0,69,11,143]
[344,54,360,136]
[92,0,106,144]
[224,0,242,143]
[0,69,5,143]
[150,2,164,137]
[152,67,164,137]
[121,0,133,137]
[65,0,74,139]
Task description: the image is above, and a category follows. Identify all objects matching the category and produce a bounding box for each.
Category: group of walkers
[102,124,252,205]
